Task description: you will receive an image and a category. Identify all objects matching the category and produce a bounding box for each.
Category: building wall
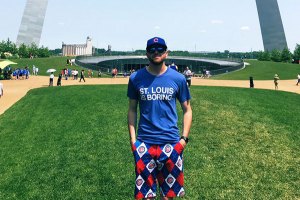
[255,0,288,51]
[16,0,48,46]
[62,37,93,56]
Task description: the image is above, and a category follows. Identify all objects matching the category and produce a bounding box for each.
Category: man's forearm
[128,110,137,144]
[181,101,192,137]
[182,108,192,137]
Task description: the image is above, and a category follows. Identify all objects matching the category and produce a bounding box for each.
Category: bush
[281,48,292,63]
[1,52,6,59]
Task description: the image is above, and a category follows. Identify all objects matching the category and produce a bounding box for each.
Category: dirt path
[0,76,299,115]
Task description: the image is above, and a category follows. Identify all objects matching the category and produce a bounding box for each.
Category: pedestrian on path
[274,74,280,90]
[79,70,85,82]
[296,73,300,85]
[250,76,254,88]
[0,81,3,98]
[49,72,54,86]
[57,73,62,86]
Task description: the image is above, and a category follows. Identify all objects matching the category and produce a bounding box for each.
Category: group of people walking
[49,69,86,86]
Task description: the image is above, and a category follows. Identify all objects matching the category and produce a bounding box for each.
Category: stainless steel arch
[16,0,48,46]
[255,0,288,51]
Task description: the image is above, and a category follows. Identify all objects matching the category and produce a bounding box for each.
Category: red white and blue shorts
[132,140,185,199]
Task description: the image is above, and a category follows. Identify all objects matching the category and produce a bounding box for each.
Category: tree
[258,51,271,61]
[18,43,29,58]
[271,49,281,62]
[37,46,50,57]
[293,44,300,62]
[281,48,292,63]
[0,38,17,55]
[28,43,39,57]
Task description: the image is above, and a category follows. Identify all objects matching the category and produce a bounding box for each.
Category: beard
[148,55,166,66]
[149,58,164,65]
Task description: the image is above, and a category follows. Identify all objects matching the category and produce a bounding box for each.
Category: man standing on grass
[127,37,192,199]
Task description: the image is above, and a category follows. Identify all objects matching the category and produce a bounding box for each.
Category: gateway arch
[16,0,48,46]
[255,0,288,51]
[16,0,288,51]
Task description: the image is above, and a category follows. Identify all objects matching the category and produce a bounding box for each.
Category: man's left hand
[179,139,187,148]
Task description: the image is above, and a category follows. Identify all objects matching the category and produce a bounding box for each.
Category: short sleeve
[177,78,191,103]
[127,78,138,100]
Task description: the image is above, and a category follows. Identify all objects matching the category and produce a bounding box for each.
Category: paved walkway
[0,76,299,115]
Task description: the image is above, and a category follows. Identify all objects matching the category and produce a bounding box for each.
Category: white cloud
[154,26,160,30]
[199,29,207,33]
[240,26,250,31]
[58,22,65,26]
[211,20,223,24]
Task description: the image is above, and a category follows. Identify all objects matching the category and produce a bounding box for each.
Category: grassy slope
[8,57,103,77]
[0,85,299,199]
[213,60,300,80]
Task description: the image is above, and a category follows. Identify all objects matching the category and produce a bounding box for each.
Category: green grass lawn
[0,85,299,199]
[213,60,300,80]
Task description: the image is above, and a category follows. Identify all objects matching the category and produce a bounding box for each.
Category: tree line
[0,38,50,59]
[257,45,300,63]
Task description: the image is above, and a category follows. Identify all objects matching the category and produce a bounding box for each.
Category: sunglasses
[147,47,166,54]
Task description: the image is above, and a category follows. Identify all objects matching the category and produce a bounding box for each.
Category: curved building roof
[77,56,241,67]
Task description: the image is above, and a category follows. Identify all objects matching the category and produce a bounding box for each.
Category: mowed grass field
[213,60,300,80]
[0,85,299,199]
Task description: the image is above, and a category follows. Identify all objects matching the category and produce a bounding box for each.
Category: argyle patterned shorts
[132,140,185,199]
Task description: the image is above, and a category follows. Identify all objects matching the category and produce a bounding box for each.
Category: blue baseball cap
[146,37,167,49]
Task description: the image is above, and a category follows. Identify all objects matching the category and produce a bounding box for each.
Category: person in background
[79,69,85,82]
[98,69,102,77]
[183,66,192,87]
[250,76,254,88]
[32,65,36,75]
[57,73,62,86]
[0,81,3,98]
[274,74,280,90]
[296,73,300,86]
[49,72,54,86]
[169,62,178,71]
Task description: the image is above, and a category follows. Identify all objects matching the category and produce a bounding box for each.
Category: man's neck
[147,63,167,75]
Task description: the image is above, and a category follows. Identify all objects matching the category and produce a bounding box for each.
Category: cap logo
[154,38,159,43]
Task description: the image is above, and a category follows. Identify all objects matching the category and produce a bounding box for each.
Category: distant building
[16,0,48,46]
[62,37,93,56]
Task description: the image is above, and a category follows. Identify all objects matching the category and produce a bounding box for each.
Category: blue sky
[0,0,299,52]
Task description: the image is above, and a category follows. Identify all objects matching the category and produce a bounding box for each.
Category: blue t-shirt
[127,67,191,144]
